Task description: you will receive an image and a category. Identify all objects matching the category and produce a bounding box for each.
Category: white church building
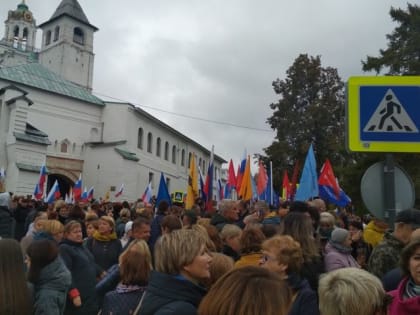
[0,0,226,201]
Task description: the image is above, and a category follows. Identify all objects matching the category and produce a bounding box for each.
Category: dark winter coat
[59,239,99,315]
[0,205,15,238]
[101,284,146,315]
[301,256,324,292]
[139,271,207,315]
[287,273,319,315]
[149,214,165,250]
[85,237,122,271]
[95,264,120,307]
[210,213,231,232]
[32,257,72,315]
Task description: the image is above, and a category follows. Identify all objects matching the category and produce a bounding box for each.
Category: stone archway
[47,173,73,199]
[46,156,83,199]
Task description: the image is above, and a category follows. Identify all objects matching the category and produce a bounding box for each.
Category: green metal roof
[0,63,104,106]
[114,148,139,162]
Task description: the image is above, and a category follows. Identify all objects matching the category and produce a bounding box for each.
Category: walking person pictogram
[378,95,404,131]
[364,89,418,133]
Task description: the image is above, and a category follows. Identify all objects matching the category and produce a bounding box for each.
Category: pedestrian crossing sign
[347,76,420,152]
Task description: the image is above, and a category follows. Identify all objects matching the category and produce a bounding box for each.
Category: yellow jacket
[363,221,386,247]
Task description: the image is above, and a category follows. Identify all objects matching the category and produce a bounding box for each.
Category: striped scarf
[404,277,420,299]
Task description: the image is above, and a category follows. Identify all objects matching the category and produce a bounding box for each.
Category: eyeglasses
[261,254,276,263]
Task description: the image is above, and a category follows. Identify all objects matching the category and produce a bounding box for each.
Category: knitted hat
[331,228,349,244]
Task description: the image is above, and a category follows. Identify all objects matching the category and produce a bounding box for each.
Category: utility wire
[2,66,274,133]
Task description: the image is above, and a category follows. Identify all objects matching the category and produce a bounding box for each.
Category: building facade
[0,0,225,202]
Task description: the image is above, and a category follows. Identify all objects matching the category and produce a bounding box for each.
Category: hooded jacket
[139,271,207,315]
[32,257,72,315]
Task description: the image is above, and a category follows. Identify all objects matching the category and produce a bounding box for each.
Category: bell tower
[38,0,98,91]
[3,0,37,52]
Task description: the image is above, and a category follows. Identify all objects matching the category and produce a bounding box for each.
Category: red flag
[282,170,290,200]
[236,164,243,193]
[257,160,268,195]
[318,159,340,197]
[227,159,237,188]
[290,160,300,200]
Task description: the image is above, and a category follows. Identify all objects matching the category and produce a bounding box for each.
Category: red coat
[388,277,420,315]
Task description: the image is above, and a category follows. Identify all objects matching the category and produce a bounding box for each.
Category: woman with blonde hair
[220,224,242,261]
[198,266,292,315]
[139,229,212,315]
[319,267,391,315]
[100,240,152,314]
[39,219,65,243]
[85,215,122,271]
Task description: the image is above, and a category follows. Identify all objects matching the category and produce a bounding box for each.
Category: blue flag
[156,172,172,207]
[319,185,351,207]
[295,144,318,201]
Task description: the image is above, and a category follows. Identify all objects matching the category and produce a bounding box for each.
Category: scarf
[404,277,420,299]
[330,241,353,254]
[92,230,117,242]
[116,284,146,294]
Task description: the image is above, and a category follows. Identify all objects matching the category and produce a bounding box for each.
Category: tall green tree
[362,4,420,75]
[362,3,420,207]
[264,54,351,192]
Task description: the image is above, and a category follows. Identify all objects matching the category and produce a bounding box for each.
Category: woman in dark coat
[26,239,71,315]
[85,215,122,271]
[60,220,99,315]
[100,239,151,314]
[140,229,211,315]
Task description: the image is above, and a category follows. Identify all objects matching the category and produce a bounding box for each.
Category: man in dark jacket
[368,208,420,279]
[210,199,239,232]
[0,192,15,238]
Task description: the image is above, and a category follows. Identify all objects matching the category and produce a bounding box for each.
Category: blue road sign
[347,76,420,152]
[360,86,420,142]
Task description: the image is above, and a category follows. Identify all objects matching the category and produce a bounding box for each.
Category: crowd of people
[0,190,420,315]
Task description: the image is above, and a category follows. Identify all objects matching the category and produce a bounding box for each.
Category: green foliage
[362,4,420,75]
[263,54,353,194]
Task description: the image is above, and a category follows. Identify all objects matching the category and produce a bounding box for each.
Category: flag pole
[270,161,273,205]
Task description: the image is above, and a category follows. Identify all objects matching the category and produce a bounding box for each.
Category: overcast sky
[0,0,403,172]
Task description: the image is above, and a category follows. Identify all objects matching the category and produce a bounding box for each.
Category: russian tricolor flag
[141,182,153,203]
[45,180,60,204]
[73,174,82,201]
[87,186,94,201]
[115,183,124,198]
[34,164,48,200]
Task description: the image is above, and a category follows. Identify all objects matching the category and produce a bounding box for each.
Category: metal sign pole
[383,153,396,226]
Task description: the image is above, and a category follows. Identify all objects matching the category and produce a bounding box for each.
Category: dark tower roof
[38,0,98,31]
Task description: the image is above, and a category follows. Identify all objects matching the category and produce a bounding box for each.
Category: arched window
[188,152,192,166]
[203,160,206,172]
[73,27,84,45]
[156,137,161,157]
[199,158,202,169]
[164,142,169,160]
[181,149,186,166]
[23,28,28,39]
[172,145,177,164]
[214,166,218,180]
[13,26,19,37]
[137,128,143,149]
[147,132,153,153]
[61,142,68,153]
[45,30,51,45]
[54,26,60,41]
